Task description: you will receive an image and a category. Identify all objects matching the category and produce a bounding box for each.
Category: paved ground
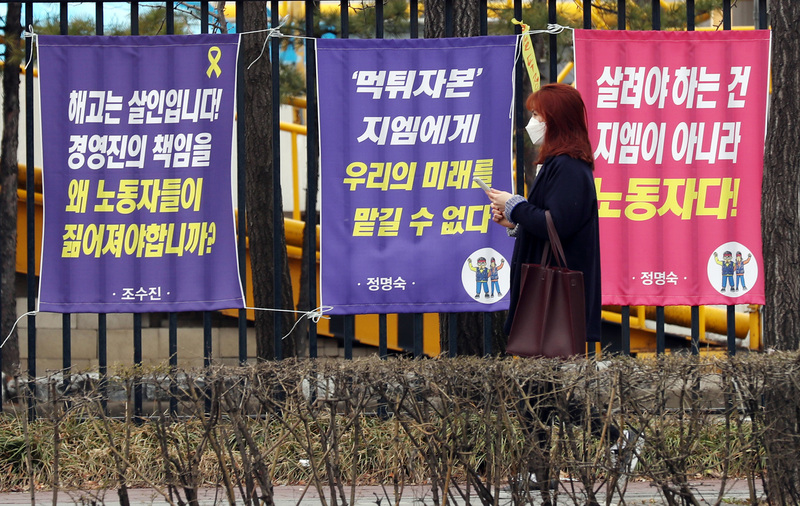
[0,479,764,505]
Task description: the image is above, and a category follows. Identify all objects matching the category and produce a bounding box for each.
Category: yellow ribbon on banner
[512,18,541,92]
[207,46,222,78]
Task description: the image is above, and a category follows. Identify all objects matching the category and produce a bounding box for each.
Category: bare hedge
[1,352,799,505]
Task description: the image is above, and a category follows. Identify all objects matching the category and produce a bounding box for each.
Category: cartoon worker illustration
[714,251,735,292]
[489,257,505,297]
[468,257,490,298]
[734,251,752,291]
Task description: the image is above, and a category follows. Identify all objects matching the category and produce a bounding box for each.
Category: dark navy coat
[505,155,602,342]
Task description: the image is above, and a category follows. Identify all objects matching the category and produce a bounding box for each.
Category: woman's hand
[486,188,514,209]
[491,203,514,229]
[485,189,515,228]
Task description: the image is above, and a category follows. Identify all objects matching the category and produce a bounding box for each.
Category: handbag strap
[545,210,569,269]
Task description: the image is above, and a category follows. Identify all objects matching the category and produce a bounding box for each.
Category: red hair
[526,84,594,169]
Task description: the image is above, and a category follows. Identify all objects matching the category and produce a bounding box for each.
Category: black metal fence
[2,0,769,416]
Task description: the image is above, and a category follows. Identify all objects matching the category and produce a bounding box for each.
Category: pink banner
[574,30,770,306]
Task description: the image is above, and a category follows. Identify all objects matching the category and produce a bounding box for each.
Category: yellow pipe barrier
[16,188,42,205]
[284,217,319,250]
[603,304,752,341]
[557,61,573,84]
[279,121,307,135]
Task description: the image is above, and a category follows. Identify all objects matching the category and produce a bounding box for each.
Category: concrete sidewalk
[0,479,764,505]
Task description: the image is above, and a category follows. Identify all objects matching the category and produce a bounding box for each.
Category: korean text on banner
[317,37,518,315]
[574,30,771,306]
[37,35,245,313]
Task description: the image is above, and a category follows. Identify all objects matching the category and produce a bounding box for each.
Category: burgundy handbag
[506,211,587,358]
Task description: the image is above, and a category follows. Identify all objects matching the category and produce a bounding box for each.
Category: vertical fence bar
[691,306,700,355]
[650,0,668,359]
[479,0,487,36]
[727,306,737,355]
[376,0,392,358]
[60,3,71,383]
[448,317,457,357]
[620,305,631,356]
[722,0,735,355]
[548,0,557,83]
[722,0,732,30]
[169,312,177,415]
[198,3,213,370]
[479,0,492,357]
[25,0,36,419]
[410,1,424,358]
[413,314,423,356]
[614,0,632,358]
[203,313,212,367]
[165,0,179,414]
[200,1,208,33]
[130,1,143,420]
[583,0,592,339]
[271,0,284,361]
[131,1,138,34]
[444,0,453,37]
[436,0,458,356]
[413,315,424,358]
[62,314,70,376]
[656,307,665,355]
[60,3,68,36]
[95,0,108,416]
[651,0,660,31]
[235,0,248,364]
[483,316,491,357]
[686,1,699,357]
[340,0,350,38]
[166,0,174,33]
[583,0,591,28]
[305,1,319,358]
[344,317,353,360]
[379,315,388,358]
[99,314,108,413]
[509,0,523,360]
[134,313,143,418]
[410,0,419,39]
[756,0,767,30]
[203,311,211,413]
[514,0,524,202]
[336,2,355,361]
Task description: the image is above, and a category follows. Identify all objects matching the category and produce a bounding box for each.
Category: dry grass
[1,352,798,505]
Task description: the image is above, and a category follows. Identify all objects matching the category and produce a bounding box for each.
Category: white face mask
[525,117,546,146]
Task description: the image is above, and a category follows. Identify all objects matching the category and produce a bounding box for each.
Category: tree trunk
[425,0,508,356]
[240,3,297,359]
[423,0,479,38]
[762,0,800,351]
[761,1,800,501]
[1,3,23,377]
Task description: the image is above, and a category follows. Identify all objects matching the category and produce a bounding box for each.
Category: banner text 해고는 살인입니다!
[37,34,245,313]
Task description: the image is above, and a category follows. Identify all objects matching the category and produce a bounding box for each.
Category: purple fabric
[317,37,517,315]
[37,35,244,313]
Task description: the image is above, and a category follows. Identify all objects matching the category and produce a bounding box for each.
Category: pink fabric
[574,29,770,305]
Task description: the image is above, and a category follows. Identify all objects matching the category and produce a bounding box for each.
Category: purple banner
[37,35,244,313]
[317,37,517,315]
